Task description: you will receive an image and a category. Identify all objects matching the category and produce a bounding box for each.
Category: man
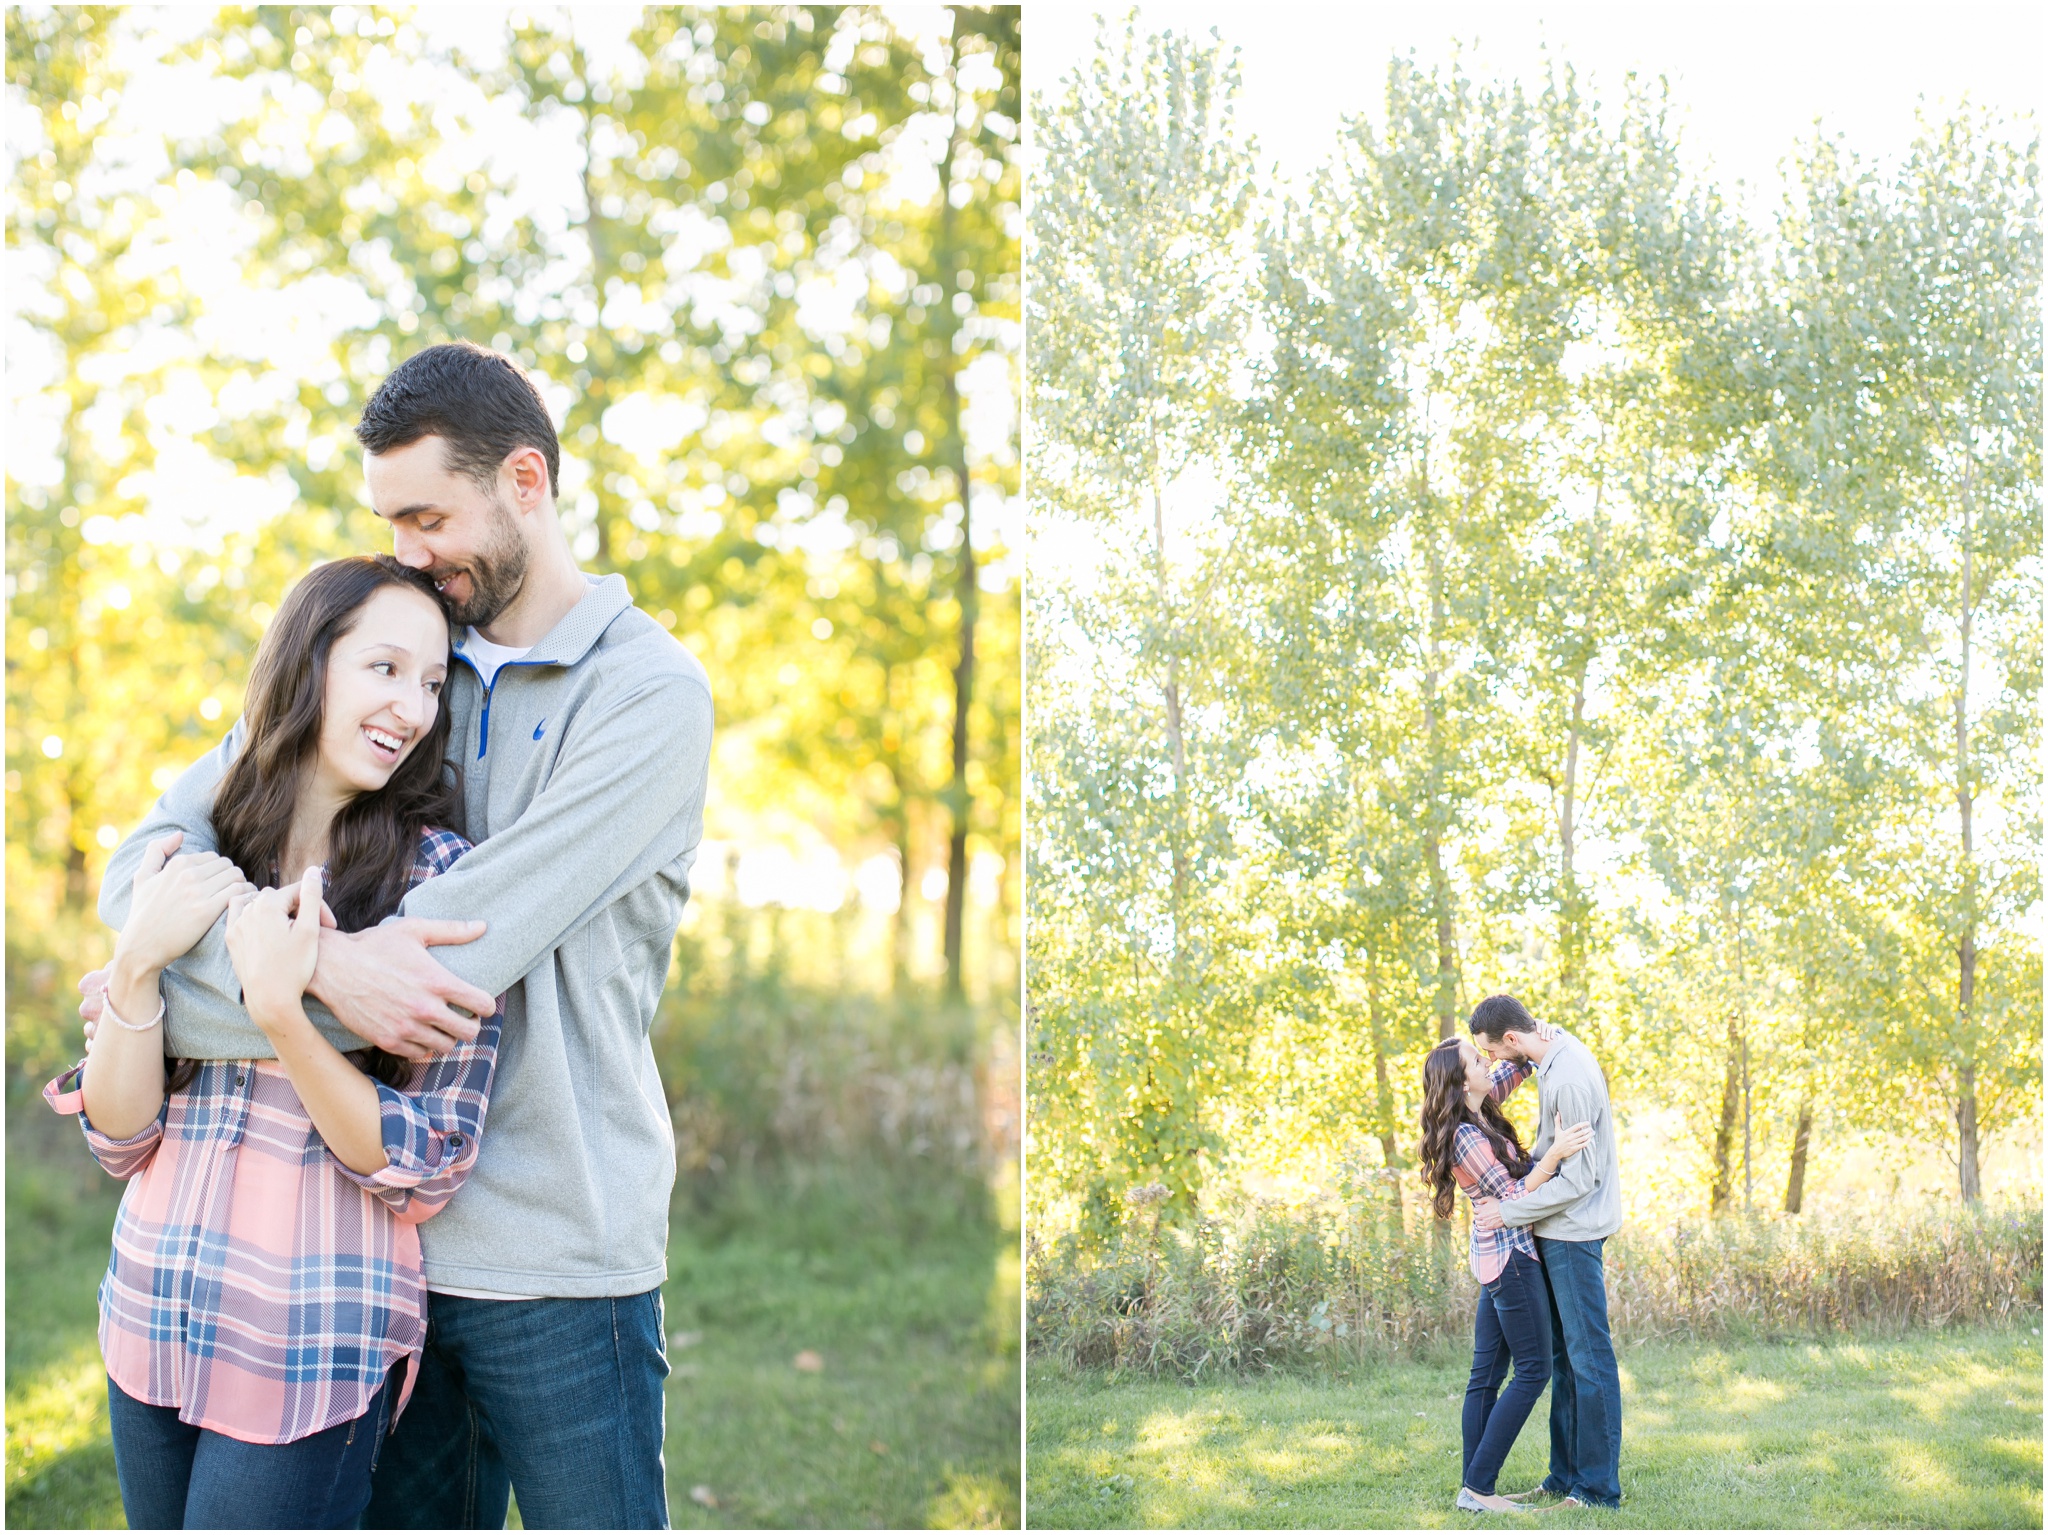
[83,341,713,1529]
[1468,992,1624,1511]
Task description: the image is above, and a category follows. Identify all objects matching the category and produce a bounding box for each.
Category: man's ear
[504,446,550,513]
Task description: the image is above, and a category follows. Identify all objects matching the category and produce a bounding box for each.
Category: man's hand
[1472,1197,1504,1232]
[310,918,497,1061]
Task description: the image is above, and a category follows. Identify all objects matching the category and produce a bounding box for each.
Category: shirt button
[449,1135,463,1148]
[235,1074,246,1087]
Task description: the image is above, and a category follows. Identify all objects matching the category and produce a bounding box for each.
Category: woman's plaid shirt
[45,826,499,1445]
[1452,1057,1539,1285]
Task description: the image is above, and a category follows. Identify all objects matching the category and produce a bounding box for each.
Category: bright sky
[1025,2,2043,204]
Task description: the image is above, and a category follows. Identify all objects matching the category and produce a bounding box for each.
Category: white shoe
[1458,1487,1532,1515]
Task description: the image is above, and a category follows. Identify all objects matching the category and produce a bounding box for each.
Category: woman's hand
[225,867,325,1033]
[111,832,254,977]
[1542,1113,1596,1169]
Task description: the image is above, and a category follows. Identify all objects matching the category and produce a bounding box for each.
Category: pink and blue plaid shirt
[1452,1056,1539,1285]
[45,826,500,1446]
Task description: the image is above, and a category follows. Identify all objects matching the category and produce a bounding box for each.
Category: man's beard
[432,497,529,628]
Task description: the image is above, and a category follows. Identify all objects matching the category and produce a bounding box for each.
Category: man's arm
[312,670,713,1020]
[1493,1080,1601,1227]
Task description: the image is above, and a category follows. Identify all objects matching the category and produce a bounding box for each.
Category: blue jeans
[1461,1248,1553,1495]
[107,1366,395,1529]
[361,1290,670,1529]
[1537,1235,1623,1506]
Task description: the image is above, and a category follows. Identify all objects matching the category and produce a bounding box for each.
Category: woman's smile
[361,723,411,769]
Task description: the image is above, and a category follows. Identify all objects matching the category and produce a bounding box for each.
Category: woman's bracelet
[104,989,166,1033]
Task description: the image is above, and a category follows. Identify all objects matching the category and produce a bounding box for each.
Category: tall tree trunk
[1366,943,1399,1175]
[1954,458,1981,1202]
[64,802,90,910]
[1741,1030,1753,1212]
[1151,431,1189,969]
[887,751,913,994]
[57,436,87,913]
[1422,531,1457,1040]
[1784,1103,1812,1214]
[1956,1062,1981,1201]
[723,847,747,985]
[1558,669,1587,1007]
[1710,1012,1741,1214]
[576,96,613,568]
[935,49,978,1001]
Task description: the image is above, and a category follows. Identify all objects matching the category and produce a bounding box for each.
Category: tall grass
[1028,1193,2043,1377]
[656,898,1013,1191]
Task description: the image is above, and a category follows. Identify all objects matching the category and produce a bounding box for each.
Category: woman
[45,555,499,1529]
[1418,1036,1594,1517]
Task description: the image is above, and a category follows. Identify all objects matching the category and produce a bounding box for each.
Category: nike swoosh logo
[532,718,547,740]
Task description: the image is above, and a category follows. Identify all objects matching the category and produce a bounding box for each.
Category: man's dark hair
[1467,993,1539,1043]
[356,341,561,496]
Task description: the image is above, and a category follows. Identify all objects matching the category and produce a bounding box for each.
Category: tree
[1740,116,2041,1200]
[1027,16,1255,1227]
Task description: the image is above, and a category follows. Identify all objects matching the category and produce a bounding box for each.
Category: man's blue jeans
[1536,1235,1623,1507]
[361,1289,670,1530]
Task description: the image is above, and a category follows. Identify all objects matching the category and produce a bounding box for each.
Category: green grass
[661,1165,1020,1528]
[5,1096,1019,1529]
[5,1100,127,1532]
[1026,1327,2042,1529]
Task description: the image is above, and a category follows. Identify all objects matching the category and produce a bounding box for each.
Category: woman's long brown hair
[1417,1038,1533,1220]
[166,555,461,1093]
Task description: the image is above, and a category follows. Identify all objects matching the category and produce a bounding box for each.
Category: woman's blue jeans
[1461,1248,1553,1495]
[107,1366,395,1529]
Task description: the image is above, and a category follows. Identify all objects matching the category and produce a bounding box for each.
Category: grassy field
[1026,1326,2041,1529]
[5,1092,1020,1530]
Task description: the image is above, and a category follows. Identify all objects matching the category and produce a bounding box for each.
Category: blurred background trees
[8,1,1019,1061]
[1027,21,2040,1247]
[8,7,1019,1526]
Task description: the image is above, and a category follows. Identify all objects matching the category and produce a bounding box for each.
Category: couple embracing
[1418,994,1626,1515]
[46,341,714,1528]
